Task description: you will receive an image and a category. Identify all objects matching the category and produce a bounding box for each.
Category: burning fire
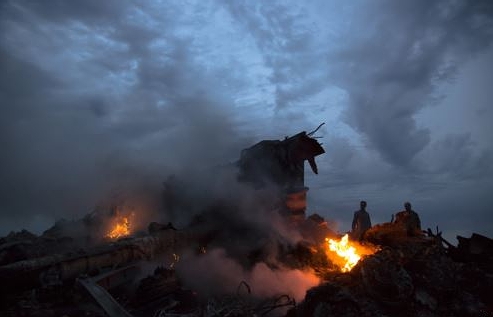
[169,253,180,269]
[106,216,130,239]
[325,234,376,272]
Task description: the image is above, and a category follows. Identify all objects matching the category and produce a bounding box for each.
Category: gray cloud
[0,1,248,234]
[220,0,493,240]
[330,0,493,167]
[0,0,492,242]
[225,0,493,167]
[223,1,327,110]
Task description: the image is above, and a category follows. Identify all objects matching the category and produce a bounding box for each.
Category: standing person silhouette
[351,201,372,241]
[393,201,422,236]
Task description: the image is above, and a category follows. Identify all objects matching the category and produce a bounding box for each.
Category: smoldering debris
[0,216,322,317]
[288,232,493,317]
[1,130,492,317]
[2,221,493,317]
[174,248,320,302]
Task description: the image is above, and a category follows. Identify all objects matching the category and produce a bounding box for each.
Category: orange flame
[325,234,376,272]
[106,216,130,239]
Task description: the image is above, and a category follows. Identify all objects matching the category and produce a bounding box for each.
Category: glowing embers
[106,216,131,239]
[169,253,180,269]
[325,234,377,272]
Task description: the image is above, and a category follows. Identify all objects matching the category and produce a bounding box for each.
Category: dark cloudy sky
[1,0,492,242]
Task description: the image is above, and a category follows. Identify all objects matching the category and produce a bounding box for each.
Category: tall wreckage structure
[1,125,492,317]
[237,124,325,222]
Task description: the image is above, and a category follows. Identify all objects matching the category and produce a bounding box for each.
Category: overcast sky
[1,0,492,243]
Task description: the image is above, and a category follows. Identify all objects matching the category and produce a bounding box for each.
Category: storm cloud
[0,0,492,241]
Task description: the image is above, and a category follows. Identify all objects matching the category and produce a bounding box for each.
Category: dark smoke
[0,1,253,235]
[175,248,319,302]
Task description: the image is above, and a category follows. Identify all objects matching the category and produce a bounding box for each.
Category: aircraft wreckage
[1,125,492,317]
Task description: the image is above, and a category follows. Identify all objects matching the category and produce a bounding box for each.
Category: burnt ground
[1,219,492,317]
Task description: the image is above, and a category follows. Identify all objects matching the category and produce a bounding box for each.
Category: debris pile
[128,276,297,317]
[2,218,491,317]
[1,130,492,316]
[288,233,493,317]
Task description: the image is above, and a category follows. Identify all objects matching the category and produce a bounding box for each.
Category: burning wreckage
[1,126,492,317]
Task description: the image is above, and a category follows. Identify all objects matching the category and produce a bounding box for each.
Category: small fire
[169,253,180,269]
[325,234,376,272]
[106,216,130,239]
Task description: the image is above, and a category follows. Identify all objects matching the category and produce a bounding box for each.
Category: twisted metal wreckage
[0,125,327,316]
[1,124,492,317]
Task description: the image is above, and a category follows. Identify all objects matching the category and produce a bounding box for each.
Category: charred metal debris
[1,127,492,317]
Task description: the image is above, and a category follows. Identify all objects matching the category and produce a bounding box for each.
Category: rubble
[3,218,491,317]
[288,232,493,317]
[1,130,492,316]
[130,269,294,317]
[452,233,493,264]
[0,228,84,267]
